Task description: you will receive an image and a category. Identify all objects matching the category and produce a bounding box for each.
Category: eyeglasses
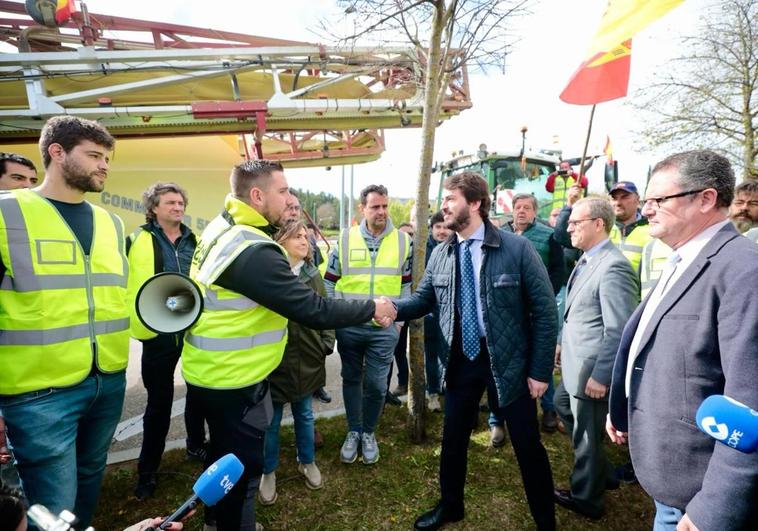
[642,189,705,209]
[566,217,599,228]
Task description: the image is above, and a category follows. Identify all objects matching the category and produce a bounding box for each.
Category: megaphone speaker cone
[136,272,204,335]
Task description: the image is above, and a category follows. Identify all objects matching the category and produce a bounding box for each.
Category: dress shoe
[541,410,558,433]
[133,475,156,501]
[414,502,464,530]
[490,425,507,448]
[553,488,603,520]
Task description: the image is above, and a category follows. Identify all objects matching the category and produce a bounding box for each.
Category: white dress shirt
[625,219,731,396]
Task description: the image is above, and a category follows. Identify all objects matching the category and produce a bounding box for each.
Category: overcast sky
[77,1,703,198]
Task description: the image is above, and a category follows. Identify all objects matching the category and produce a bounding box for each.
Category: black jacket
[396,221,558,407]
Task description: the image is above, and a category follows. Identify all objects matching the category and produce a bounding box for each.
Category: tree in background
[389,198,415,228]
[332,0,531,440]
[634,0,757,180]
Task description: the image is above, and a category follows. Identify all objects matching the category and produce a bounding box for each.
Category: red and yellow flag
[603,135,614,164]
[560,40,631,105]
[55,0,75,24]
[560,0,684,105]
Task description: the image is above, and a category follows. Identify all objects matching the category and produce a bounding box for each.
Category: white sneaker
[361,432,380,465]
[255,524,264,531]
[340,431,361,463]
[427,393,442,412]
[258,472,277,505]
[298,461,323,489]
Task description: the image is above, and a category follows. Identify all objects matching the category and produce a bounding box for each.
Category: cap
[609,181,639,196]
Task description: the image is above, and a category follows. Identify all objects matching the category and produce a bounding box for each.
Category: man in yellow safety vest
[0,116,128,527]
[324,184,412,466]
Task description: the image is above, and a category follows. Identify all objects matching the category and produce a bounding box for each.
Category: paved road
[109,338,404,464]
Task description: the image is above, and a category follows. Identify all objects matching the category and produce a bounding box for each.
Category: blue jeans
[424,315,447,394]
[337,324,399,434]
[0,436,25,501]
[0,372,126,527]
[263,397,315,474]
[653,500,684,531]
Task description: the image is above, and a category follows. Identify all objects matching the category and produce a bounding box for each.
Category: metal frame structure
[0,1,471,165]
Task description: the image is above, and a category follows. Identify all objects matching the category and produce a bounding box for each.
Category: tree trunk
[407,0,446,443]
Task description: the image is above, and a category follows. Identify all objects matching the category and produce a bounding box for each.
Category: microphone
[154,453,245,530]
[695,395,758,453]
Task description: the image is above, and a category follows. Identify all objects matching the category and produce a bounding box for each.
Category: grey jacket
[609,224,758,530]
[396,221,557,408]
[561,240,639,398]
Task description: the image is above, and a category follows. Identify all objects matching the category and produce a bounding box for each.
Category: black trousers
[137,334,206,477]
[187,381,272,531]
[440,339,556,531]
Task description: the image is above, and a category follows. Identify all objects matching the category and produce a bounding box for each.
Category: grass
[94,405,655,530]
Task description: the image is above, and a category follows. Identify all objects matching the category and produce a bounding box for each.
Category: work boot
[258,472,277,505]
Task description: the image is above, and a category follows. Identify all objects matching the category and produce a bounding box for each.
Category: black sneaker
[385,392,402,406]
[186,442,208,463]
[134,476,156,501]
[313,387,332,404]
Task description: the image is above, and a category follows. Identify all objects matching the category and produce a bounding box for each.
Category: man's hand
[0,415,10,465]
[584,377,607,399]
[373,296,397,328]
[567,185,582,206]
[554,344,561,369]
[123,517,183,531]
[676,514,700,531]
[527,378,548,399]
[605,414,627,445]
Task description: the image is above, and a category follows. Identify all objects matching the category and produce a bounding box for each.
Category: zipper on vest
[84,255,98,360]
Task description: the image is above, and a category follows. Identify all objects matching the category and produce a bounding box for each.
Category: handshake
[372,296,397,328]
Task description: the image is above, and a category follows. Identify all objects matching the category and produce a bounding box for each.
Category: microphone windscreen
[193,453,245,505]
[696,395,758,453]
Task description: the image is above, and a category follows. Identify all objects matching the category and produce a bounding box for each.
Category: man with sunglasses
[607,150,758,531]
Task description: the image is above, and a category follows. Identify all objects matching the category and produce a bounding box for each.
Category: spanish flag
[603,135,614,164]
[560,0,684,105]
[55,0,75,24]
[560,40,631,105]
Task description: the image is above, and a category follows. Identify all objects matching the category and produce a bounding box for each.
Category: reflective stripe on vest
[182,214,288,390]
[0,190,129,395]
[334,226,409,301]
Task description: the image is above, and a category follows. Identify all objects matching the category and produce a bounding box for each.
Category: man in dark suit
[554,197,639,519]
[390,171,558,531]
[607,150,758,531]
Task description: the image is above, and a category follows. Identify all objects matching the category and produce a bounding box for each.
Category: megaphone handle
[158,495,199,529]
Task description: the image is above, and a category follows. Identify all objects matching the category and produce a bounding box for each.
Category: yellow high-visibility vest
[0,189,129,395]
[610,222,652,275]
[126,227,159,340]
[639,238,673,298]
[181,195,288,389]
[333,225,410,301]
[549,174,581,210]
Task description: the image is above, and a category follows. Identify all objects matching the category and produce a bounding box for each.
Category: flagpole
[579,104,596,196]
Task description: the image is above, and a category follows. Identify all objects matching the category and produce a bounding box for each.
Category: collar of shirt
[456,220,485,246]
[359,218,395,250]
[674,219,731,270]
[582,237,609,262]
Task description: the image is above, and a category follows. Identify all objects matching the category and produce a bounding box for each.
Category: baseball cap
[609,181,639,196]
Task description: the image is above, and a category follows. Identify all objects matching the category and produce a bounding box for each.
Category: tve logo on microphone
[696,395,758,453]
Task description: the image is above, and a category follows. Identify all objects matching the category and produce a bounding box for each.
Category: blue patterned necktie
[460,239,479,360]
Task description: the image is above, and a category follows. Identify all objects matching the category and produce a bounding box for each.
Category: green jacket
[268,261,336,403]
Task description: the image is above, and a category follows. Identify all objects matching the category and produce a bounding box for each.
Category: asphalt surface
[109,338,404,465]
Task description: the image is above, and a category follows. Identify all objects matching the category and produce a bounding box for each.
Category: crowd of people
[0,115,756,531]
